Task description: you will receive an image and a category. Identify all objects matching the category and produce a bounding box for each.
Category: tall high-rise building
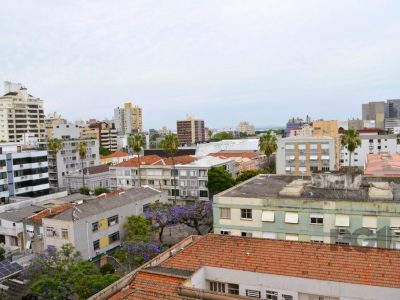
[0,81,45,142]
[177,115,205,145]
[362,101,386,129]
[114,102,143,135]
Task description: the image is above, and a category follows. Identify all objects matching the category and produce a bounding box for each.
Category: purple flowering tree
[172,200,213,235]
[144,201,175,243]
[116,241,162,271]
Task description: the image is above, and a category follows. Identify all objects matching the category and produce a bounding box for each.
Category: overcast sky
[1,1,400,130]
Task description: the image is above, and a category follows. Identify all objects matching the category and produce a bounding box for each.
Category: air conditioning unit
[338,229,347,235]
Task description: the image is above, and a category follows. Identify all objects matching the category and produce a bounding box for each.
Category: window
[220,208,231,219]
[310,213,323,225]
[335,215,350,227]
[241,232,253,237]
[285,234,299,241]
[282,295,293,300]
[92,222,99,232]
[220,230,230,235]
[46,227,56,237]
[266,290,278,300]
[262,211,274,222]
[310,236,324,243]
[109,231,120,243]
[241,209,252,219]
[246,289,261,298]
[199,190,208,198]
[61,229,69,239]
[262,232,276,239]
[148,180,155,185]
[362,216,377,229]
[108,215,119,226]
[209,281,225,293]
[93,240,100,250]
[227,283,239,295]
[179,170,187,176]
[285,212,299,224]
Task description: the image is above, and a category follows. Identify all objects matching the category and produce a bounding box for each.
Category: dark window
[93,240,100,250]
[241,209,252,219]
[310,216,323,225]
[92,222,99,232]
[199,190,208,198]
[227,283,239,295]
[107,215,118,226]
[246,289,261,298]
[266,291,278,300]
[109,231,120,243]
[209,281,225,293]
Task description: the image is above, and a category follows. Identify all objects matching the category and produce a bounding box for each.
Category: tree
[341,129,361,170]
[259,132,278,172]
[79,187,91,195]
[114,241,161,272]
[124,215,151,242]
[160,134,179,203]
[172,201,213,234]
[236,170,260,183]
[213,131,233,141]
[99,146,112,156]
[144,201,175,243]
[24,244,119,300]
[207,166,236,198]
[48,138,64,155]
[0,245,5,261]
[76,141,88,188]
[128,134,145,187]
[94,187,109,195]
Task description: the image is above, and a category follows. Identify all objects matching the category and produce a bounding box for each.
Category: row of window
[92,215,119,232]
[93,231,120,250]
[220,208,397,229]
[46,227,69,239]
[13,155,47,165]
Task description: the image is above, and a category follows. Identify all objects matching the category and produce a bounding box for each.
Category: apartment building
[0,81,45,143]
[176,156,235,201]
[0,143,49,202]
[48,139,100,188]
[236,121,256,135]
[44,112,67,140]
[213,174,400,250]
[110,155,197,201]
[114,102,143,135]
[177,115,205,145]
[362,101,386,129]
[64,164,112,192]
[42,187,167,260]
[105,234,400,300]
[97,122,118,151]
[208,151,264,174]
[340,130,397,168]
[276,136,336,175]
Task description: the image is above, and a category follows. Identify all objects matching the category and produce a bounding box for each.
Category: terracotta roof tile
[115,155,197,168]
[101,150,129,159]
[26,203,73,222]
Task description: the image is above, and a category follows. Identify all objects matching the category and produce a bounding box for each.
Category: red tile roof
[110,234,400,299]
[115,155,197,168]
[82,164,110,175]
[357,128,381,133]
[26,203,73,223]
[101,150,129,159]
[364,152,400,176]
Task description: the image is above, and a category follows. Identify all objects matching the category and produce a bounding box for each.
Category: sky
[1,1,400,130]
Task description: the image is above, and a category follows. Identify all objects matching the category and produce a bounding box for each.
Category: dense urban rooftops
[115,155,198,168]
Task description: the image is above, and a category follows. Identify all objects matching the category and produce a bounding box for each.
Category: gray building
[42,187,167,260]
[64,164,112,193]
[362,101,386,129]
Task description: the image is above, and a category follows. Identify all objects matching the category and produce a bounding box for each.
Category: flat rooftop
[218,174,400,202]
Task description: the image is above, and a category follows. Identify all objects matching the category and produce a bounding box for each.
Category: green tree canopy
[124,215,152,242]
[99,146,112,156]
[341,129,361,169]
[207,166,236,197]
[213,131,234,141]
[48,138,63,155]
[236,170,260,183]
[259,132,278,171]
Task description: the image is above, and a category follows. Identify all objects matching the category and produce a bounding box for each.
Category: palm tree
[259,131,278,172]
[160,134,179,203]
[341,129,361,171]
[76,141,88,188]
[128,134,145,187]
[47,138,63,185]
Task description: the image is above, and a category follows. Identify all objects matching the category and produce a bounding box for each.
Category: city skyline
[1,1,400,129]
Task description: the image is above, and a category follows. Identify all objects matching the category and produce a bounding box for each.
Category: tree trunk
[349,151,352,174]
[137,153,141,187]
[266,154,270,172]
[82,159,85,188]
[159,226,165,244]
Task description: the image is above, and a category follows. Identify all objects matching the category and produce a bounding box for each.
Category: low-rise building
[340,130,397,168]
[102,234,400,300]
[213,173,400,249]
[42,187,167,260]
[208,151,265,173]
[236,121,256,135]
[276,136,336,175]
[64,164,112,192]
[48,139,100,188]
[100,150,132,165]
